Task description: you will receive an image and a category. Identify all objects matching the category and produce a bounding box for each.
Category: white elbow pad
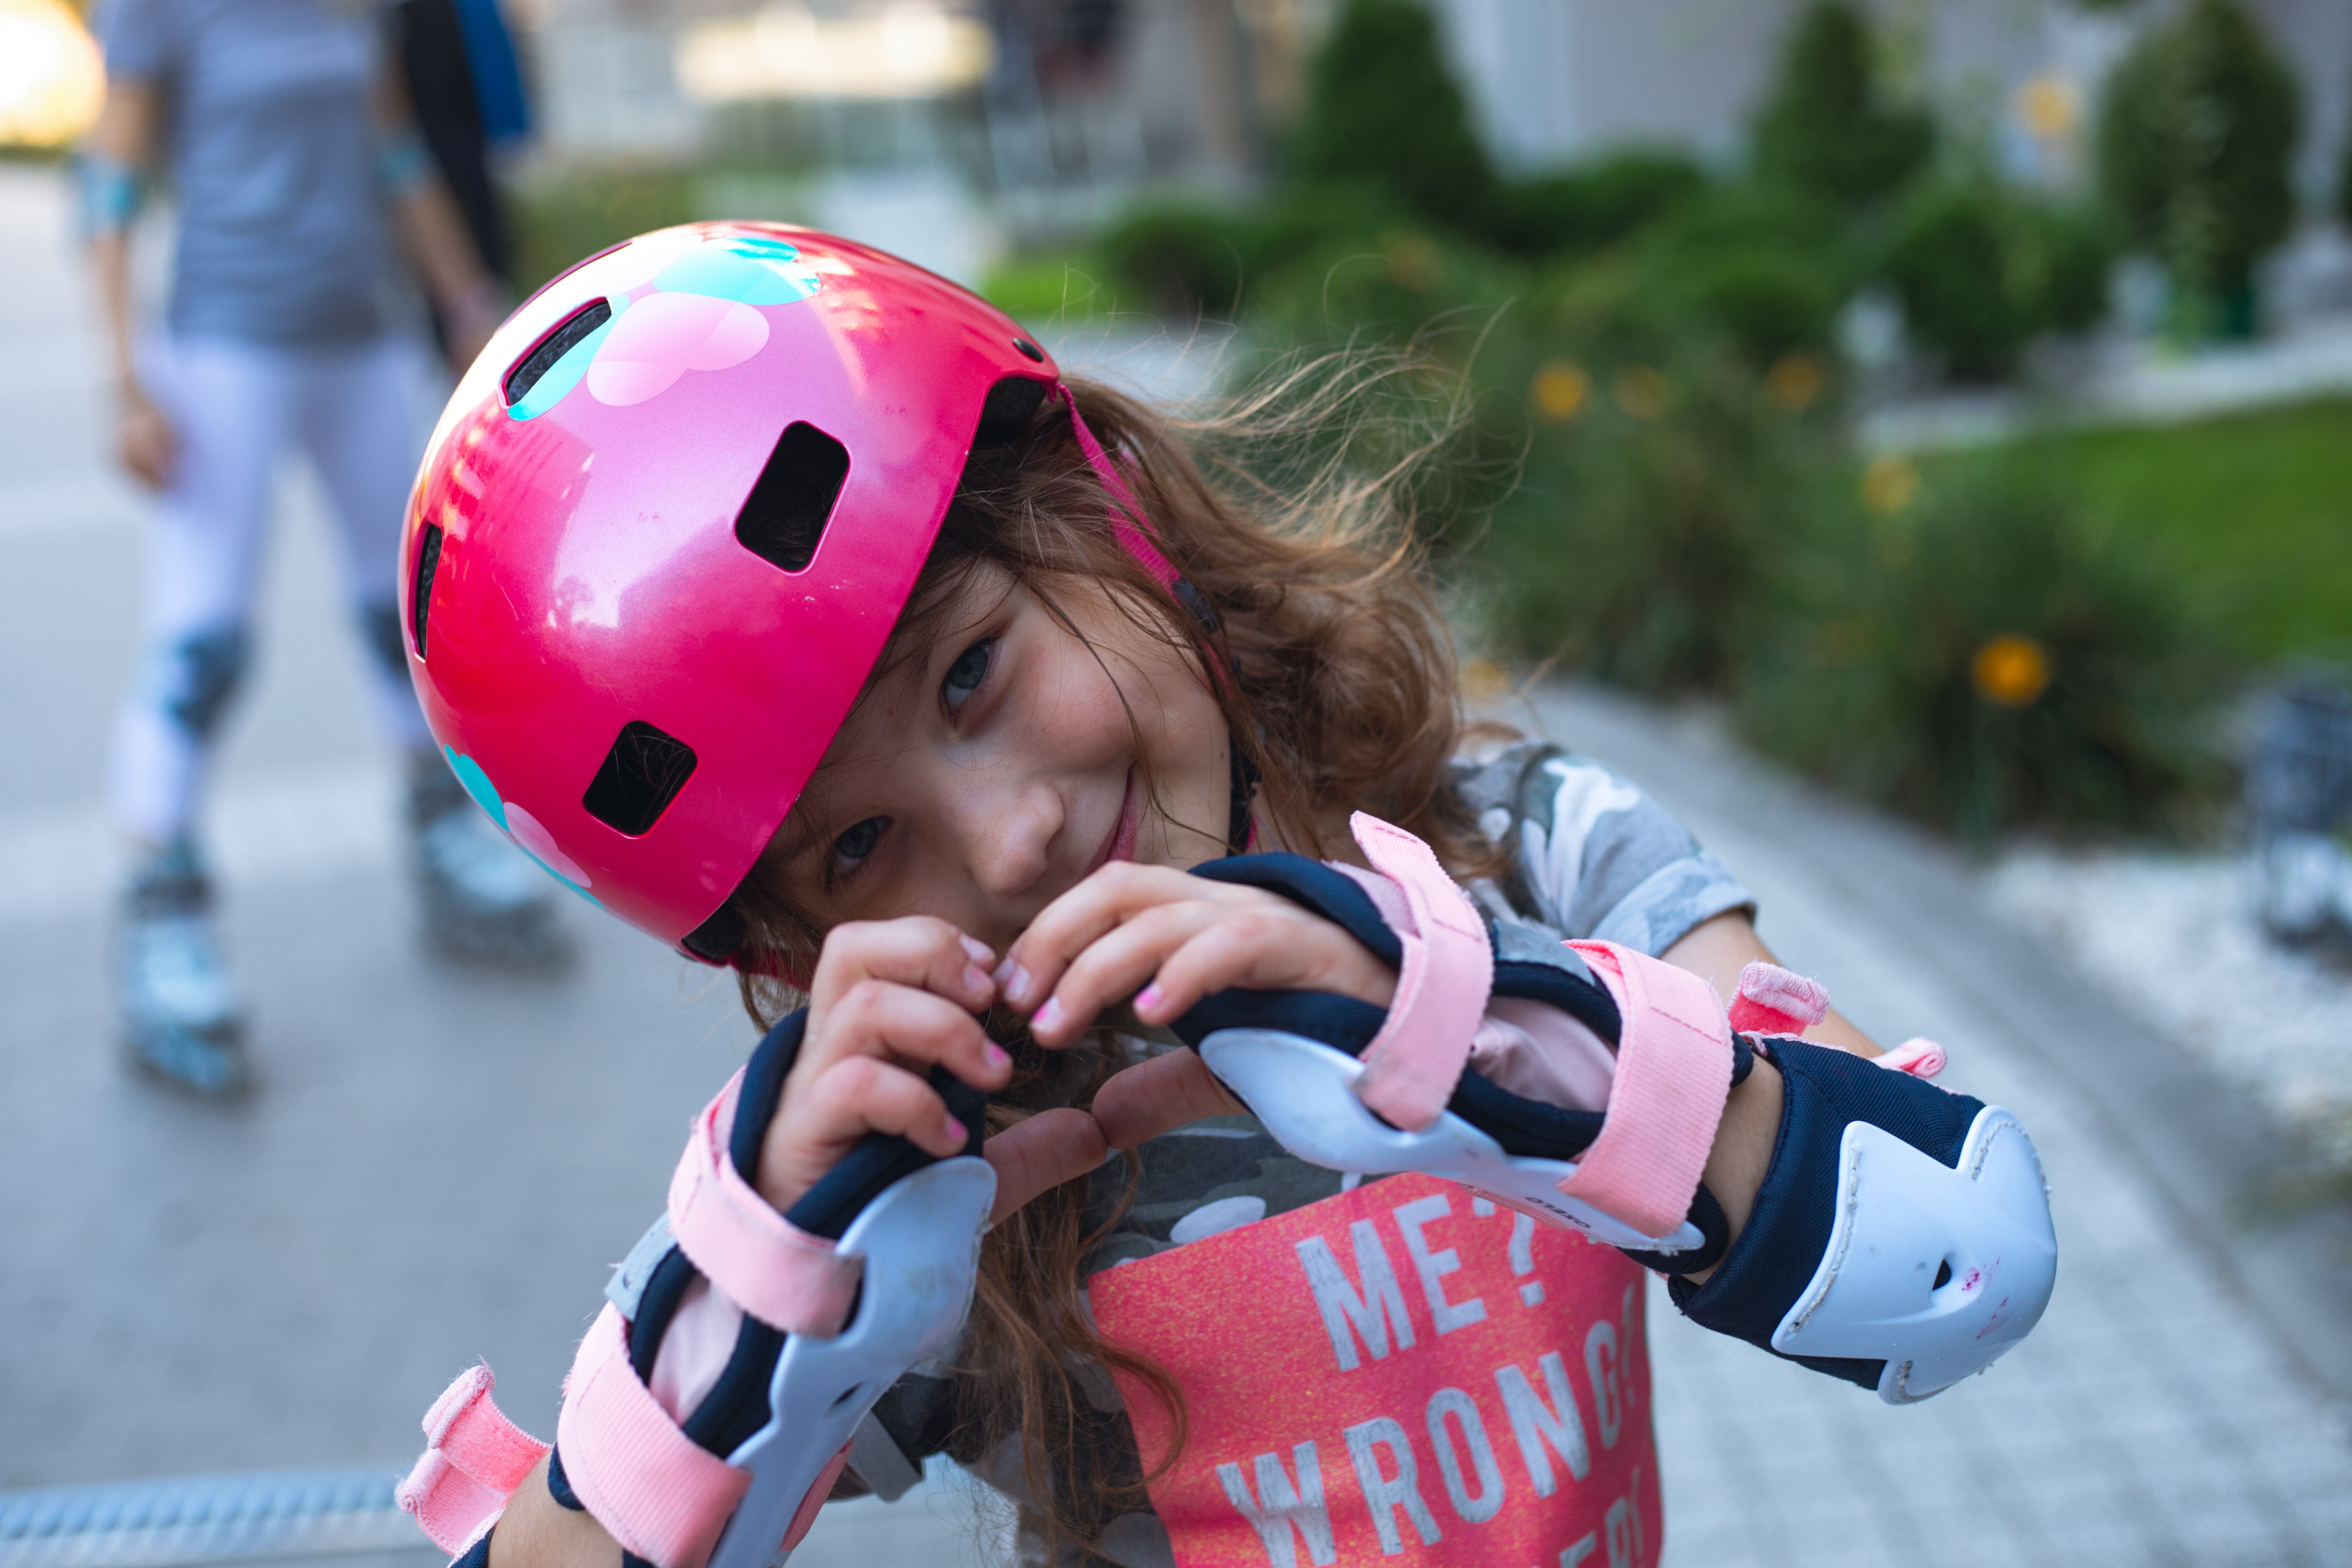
[1673,1039,2057,1403]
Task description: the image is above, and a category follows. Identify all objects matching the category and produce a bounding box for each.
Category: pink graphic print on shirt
[1090,1172,1661,1568]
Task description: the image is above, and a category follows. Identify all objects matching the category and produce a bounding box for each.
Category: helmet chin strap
[1057,385,1258,856]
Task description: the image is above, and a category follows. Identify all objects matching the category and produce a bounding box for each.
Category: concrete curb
[1510,680,2352,1404]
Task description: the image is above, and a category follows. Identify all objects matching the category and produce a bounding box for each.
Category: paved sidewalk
[1511,685,2352,1568]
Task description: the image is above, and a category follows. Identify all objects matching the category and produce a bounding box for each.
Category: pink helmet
[400,223,1166,963]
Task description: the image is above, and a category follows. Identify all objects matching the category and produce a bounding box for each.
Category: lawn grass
[1932,397,2352,664]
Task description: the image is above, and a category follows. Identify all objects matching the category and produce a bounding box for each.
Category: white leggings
[109,334,435,844]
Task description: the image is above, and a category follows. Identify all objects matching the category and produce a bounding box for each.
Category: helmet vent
[505,298,612,407]
[583,720,698,836]
[734,422,850,574]
[975,377,1049,446]
[410,523,444,658]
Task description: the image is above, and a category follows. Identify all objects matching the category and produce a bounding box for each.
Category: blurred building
[505,0,1285,236]
[499,0,2351,273]
[1431,0,2346,207]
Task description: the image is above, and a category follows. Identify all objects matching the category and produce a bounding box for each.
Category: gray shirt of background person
[98,0,398,346]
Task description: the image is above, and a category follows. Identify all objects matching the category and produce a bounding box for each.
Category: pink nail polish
[941,1113,968,1149]
[983,1042,1011,1073]
[1032,995,1063,1034]
[960,934,994,965]
[1135,982,1164,1015]
[1004,963,1033,1006]
[963,963,993,997]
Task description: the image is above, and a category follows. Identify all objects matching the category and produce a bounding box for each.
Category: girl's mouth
[1090,767,1142,875]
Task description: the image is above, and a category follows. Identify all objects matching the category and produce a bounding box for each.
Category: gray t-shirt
[100,0,395,344]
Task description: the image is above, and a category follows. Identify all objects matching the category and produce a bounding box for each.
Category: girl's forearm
[89,230,141,390]
[391,176,498,318]
[487,1459,620,1568]
[1661,909,1871,1282]
[1661,909,1880,1055]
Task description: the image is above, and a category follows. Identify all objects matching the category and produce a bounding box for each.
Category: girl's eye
[943,638,993,712]
[834,816,887,870]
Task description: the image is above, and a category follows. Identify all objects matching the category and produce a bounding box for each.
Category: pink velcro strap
[1059,386,1183,592]
[1558,942,1736,1239]
[666,1070,863,1338]
[397,1448,508,1556]
[780,1446,852,1552]
[1877,1037,1947,1078]
[1727,961,1829,1037]
[1349,813,1494,1132]
[423,1364,550,1493]
[397,1364,549,1554]
[556,1304,752,1568]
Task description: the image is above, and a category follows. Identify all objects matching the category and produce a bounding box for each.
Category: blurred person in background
[82,0,568,1100]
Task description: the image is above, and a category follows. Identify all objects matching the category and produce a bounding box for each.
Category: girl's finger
[1134,913,1396,1026]
[982,1107,1110,1223]
[1025,900,1223,1046]
[758,1055,968,1211]
[808,916,995,1032]
[1091,1051,1245,1150]
[803,978,1012,1091]
[998,861,1212,1011]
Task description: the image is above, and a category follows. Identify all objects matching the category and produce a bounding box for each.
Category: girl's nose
[961,778,1062,902]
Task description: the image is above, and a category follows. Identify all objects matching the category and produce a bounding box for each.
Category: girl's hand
[116,382,174,491]
[999,863,1397,1047]
[993,863,1398,1148]
[754,916,1013,1215]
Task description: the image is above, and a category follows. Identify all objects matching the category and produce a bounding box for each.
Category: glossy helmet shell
[399,223,1058,959]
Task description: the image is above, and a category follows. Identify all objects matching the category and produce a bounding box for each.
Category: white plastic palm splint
[399,1067,994,1568]
[1200,813,1732,1256]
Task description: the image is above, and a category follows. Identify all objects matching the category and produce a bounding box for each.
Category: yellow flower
[1531,360,1589,422]
[1860,454,1920,515]
[1459,656,1507,700]
[1764,352,1825,413]
[1612,365,1671,421]
[1973,635,2053,708]
[2014,73,2079,142]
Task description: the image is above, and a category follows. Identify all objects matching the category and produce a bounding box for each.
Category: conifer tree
[2097,0,2300,326]
[1751,1,1934,210]
[1291,0,1495,231]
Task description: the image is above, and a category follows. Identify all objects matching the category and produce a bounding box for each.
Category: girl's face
[774,565,1234,952]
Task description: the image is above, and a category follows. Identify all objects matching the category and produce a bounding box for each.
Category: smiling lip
[1089,768,1142,876]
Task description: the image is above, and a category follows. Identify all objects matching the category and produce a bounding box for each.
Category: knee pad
[143,626,251,740]
[1171,812,2056,1402]
[400,1014,996,1568]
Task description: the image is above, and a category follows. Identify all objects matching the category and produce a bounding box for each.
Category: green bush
[1883,179,2113,380]
[1485,151,1708,257]
[1251,225,1525,352]
[1750,1,1935,211]
[1096,202,1255,318]
[1737,464,2217,841]
[2096,0,2301,330]
[979,254,1127,329]
[512,166,703,296]
[1620,183,1854,364]
[1479,342,1832,695]
[1290,0,1496,232]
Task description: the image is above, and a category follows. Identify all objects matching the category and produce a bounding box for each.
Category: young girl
[392,224,2055,1568]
